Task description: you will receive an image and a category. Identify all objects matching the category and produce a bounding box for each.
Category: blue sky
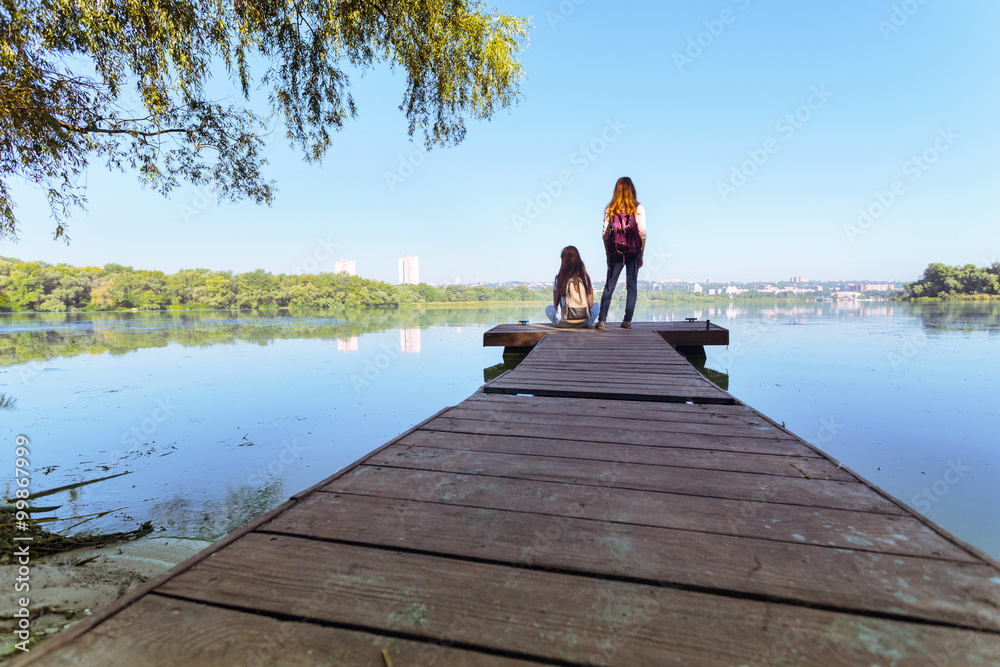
[4,0,999,285]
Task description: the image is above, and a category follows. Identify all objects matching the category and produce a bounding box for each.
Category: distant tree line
[0,258,549,312]
[903,262,1000,300]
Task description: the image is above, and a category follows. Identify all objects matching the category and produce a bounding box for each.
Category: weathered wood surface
[17,325,1000,666]
[321,465,976,561]
[484,330,737,404]
[41,594,533,667]
[483,320,730,348]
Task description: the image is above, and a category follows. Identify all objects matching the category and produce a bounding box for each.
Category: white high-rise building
[398,256,419,285]
[334,258,356,276]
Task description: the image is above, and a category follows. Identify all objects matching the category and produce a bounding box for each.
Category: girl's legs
[587,302,600,327]
[623,254,639,323]
[544,304,558,325]
[599,259,625,321]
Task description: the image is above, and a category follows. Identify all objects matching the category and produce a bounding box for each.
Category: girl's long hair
[605,176,638,220]
[555,246,592,300]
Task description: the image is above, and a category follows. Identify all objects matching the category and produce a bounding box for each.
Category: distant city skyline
[4,2,997,285]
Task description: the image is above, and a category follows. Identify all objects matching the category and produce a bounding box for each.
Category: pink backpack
[609,212,640,255]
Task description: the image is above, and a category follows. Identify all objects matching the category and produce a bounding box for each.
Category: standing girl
[597,176,646,329]
[545,246,601,327]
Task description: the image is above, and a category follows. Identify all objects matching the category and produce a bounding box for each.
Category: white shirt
[602,203,647,240]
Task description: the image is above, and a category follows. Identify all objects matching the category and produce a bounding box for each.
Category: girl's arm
[636,203,647,266]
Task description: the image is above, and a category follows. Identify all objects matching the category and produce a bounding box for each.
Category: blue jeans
[599,254,639,322]
[545,303,600,327]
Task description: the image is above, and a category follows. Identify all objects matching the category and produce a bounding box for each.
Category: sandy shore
[1,536,211,662]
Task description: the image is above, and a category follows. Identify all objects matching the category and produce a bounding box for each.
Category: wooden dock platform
[483,320,730,350]
[17,325,1000,665]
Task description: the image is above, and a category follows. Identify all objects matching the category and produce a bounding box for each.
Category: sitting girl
[544,246,601,328]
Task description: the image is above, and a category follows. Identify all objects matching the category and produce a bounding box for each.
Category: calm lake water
[2,302,998,561]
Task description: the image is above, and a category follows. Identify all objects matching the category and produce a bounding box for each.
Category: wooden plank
[322,466,978,561]
[157,533,1000,665]
[265,493,1000,631]
[485,374,731,397]
[416,418,808,457]
[514,365,702,376]
[517,367,707,379]
[483,382,736,405]
[406,421,812,460]
[526,341,692,351]
[520,360,698,368]
[521,361,702,370]
[528,342,688,353]
[492,371,715,387]
[399,428,849,481]
[440,406,796,440]
[526,341,691,350]
[505,366,709,379]
[461,392,764,423]
[520,366,705,377]
[482,382,727,397]
[37,594,534,666]
[365,444,906,514]
[518,354,693,365]
[516,358,697,369]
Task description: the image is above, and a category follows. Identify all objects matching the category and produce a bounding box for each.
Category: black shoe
[595,321,605,330]
[620,321,631,329]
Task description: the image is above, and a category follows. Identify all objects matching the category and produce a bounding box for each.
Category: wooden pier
[17,323,1000,665]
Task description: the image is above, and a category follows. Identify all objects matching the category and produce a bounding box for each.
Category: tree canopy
[0,257,554,311]
[1,0,528,239]
[903,262,1000,299]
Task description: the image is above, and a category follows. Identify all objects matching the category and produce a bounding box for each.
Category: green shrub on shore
[902,262,1000,300]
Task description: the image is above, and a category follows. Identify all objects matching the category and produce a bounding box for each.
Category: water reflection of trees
[5,303,997,369]
[909,303,1000,334]
[147,479,286,541]
[0,307,539,367]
